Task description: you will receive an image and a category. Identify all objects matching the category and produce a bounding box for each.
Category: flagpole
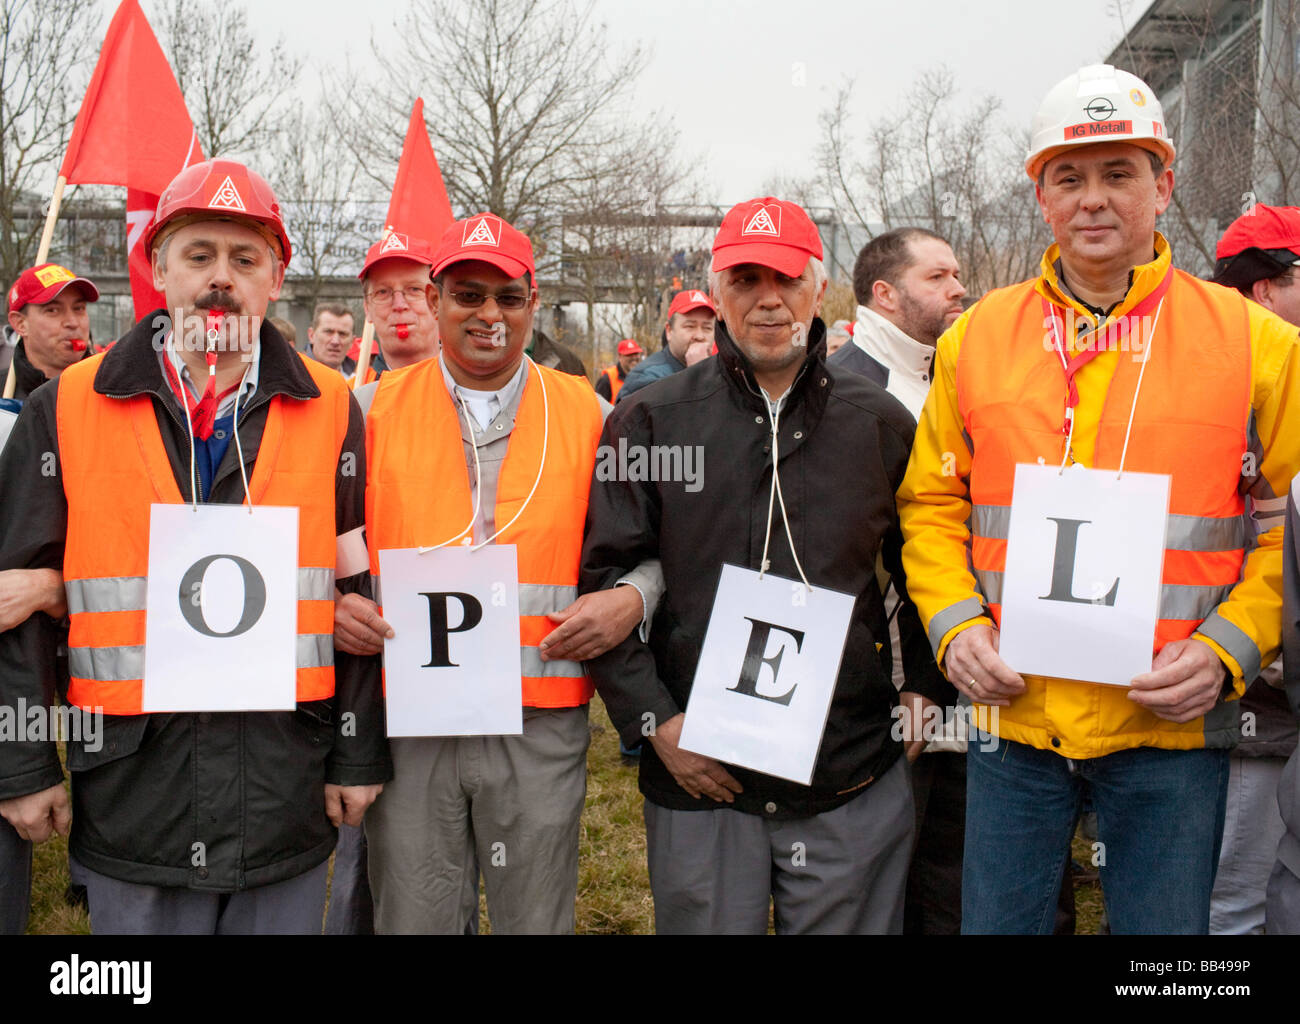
[351,319,376,390]
[3,175,68,399]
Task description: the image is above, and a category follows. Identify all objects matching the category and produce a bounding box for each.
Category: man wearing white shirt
[828,227,966,933]
[362,213,649,933]
[828,228,965,417]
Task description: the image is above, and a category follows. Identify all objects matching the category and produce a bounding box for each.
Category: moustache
[195,292,240,313]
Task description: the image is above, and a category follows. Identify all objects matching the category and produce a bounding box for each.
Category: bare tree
[270,111,379,307]
[819,70,1048,298]
[1111,0,1300,274]
[0,0,100,285]
[329,0,648,235]
[557,121,709,368]
[152,0,301,162]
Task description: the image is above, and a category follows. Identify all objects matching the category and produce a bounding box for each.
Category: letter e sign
[679,564,855,784]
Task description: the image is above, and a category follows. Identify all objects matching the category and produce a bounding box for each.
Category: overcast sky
[112,0,1155,204]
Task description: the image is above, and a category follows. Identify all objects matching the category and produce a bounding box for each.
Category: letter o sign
[178,554,268,638]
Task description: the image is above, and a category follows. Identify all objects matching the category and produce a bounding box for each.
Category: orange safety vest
[602,364,623,402]
[347,362,377,390]
[57,354,349,715]
[957,272,1251,656]
[365,359,602,708]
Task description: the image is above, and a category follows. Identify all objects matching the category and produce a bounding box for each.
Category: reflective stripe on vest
[955,272,1253,670]
[366,360,602,708]
[56,351,350,714]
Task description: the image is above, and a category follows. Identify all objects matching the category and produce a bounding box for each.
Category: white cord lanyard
[1047,297,1165,479]
[172,334,254,513]
[757,391,812,592]
[419,355,550,554]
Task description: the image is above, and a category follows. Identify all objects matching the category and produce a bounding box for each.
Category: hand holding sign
[334,592,393,656]
[1128,637,1225,722]
[944,625,1025,707]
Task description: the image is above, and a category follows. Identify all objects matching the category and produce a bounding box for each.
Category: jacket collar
[851,304,935,381]
[1035,232,1173,323]
[93,309,321,405]
[13,339,53,396]
[714,316,829,414]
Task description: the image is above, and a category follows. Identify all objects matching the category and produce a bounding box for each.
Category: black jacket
[826,339,889,389]
[528,328,588,377]
[11,338,91,401]
[0,312,390,891]
[616,345,685,403]
[581,318,953,819]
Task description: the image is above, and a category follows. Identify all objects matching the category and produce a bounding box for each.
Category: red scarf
[162,314,242,440]
[1041,264,1173,433]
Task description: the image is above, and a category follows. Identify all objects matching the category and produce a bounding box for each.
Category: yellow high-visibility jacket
[898,235,1300,757]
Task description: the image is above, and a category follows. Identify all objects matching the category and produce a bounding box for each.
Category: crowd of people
[2,61,1300,936]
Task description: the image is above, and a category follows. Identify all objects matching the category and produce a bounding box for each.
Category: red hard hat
[143,159,292,266]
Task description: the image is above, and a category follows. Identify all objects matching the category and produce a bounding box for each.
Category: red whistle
[69,338,87,352]
[205,310,225,345]
[395,325,410,340]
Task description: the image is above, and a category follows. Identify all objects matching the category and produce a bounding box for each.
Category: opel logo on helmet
[1085,97,1117,121]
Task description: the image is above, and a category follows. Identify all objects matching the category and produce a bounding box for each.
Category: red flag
[385,98,454,246]
[61,0,202,319]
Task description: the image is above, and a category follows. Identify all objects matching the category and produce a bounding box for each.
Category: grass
[26,704,1102,934]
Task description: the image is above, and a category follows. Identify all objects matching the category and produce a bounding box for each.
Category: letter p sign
[420,592,484,667]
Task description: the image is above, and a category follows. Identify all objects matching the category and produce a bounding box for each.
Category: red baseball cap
[711,197,823,277]
[430,213,535,281]
[358,232,436,278]
[666,289,716,319]
[9,263,99,314]
[1212,205,1300,289]
[617,339,644,356]
[1216,205,1300,259]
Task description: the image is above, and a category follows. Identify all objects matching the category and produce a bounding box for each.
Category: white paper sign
[143,504,300,712]
[678,564,855,785]
[997,463,1170,686]
[379,544,522,737]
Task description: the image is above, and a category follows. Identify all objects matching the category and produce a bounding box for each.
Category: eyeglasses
[367,285,429,309]
[445,288,530,311]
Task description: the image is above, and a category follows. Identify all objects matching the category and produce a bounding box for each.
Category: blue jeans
[963,733,1229,934]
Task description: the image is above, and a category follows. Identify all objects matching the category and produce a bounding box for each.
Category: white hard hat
[1025,64,1176,180]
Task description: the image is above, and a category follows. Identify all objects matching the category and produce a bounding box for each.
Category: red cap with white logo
[711,197,823,278]
[9,263,99,314]
[430,213,536,280]
[617,339,644,355]
[666,290,716,318]
[358,232,436,278]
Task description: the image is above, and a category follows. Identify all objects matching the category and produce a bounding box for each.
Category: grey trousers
[367,705,590,935]
[1266,860,1300,934]
[1211,755,1287,934]
[0,818,31,935]
[78,858,329,935]
[323,823,374,935]
[645,755,914,934]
